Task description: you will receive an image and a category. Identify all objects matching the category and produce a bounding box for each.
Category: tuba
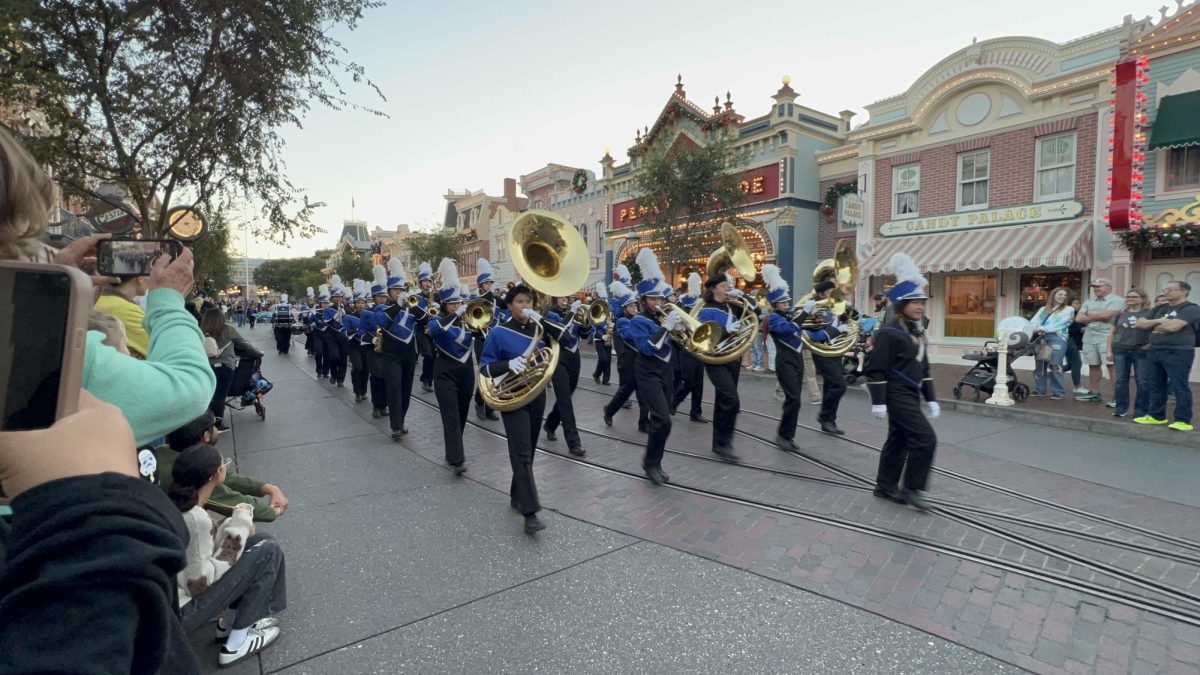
[573,299,610,329]
[477,210,587,412]
[796,238,860,357]
[686,221,761,365]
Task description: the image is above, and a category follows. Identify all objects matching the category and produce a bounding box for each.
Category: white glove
[431,302,440,312]
[830,315,842,329]
[664,310,683,331]
[524,309,543,323]
[803,300,816,314]
[726,319,743,332]
[508,356,527,374]
[455,304,467,316]
[570,300,583,313]
[927,401,941,419]
[726,288,744,299]
[871,404,887,419]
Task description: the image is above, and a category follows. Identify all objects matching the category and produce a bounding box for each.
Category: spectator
[1106,288,1152,418]
[1029,287,1075,400]
[94,274,152,359]
[1074,278,1124,403]
[0,391,201,673]
[155,411,289,522]
[1135,281,1199,431]
[247,304,257,329]
[1065,297,1084,394]
[235,301,246,327]
[201,307,262,431]
[0,128,59,263]
[89,310,130,354]
[168,444,287,667]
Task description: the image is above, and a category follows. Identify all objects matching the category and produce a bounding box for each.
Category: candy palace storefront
[859,201,1096,365]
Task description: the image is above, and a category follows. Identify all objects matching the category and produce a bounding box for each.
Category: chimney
[504,177,519,210]
[839,110,856,134]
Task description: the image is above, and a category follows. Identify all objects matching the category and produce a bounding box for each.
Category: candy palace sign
[880,200,1084,237]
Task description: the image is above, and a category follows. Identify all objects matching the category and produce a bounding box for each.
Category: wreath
[1115,224,1199,250]
[823,180,858,211]
[572,169,588,195]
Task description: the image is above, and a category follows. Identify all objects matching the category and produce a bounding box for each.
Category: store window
[893,164,920,218]
[1035,133,1076,201]
[944,274,997,338]
[957,150,990,210]
[1018,271,1083,319]
[1165,146,1200,191]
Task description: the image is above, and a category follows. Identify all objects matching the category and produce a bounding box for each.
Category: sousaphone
[687,221,760,365]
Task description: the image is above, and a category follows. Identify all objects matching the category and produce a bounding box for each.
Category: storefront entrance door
[1144,263,1200,304]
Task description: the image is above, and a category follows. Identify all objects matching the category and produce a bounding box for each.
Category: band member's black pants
[875,386,938,492]
[671,351,705,417]
[592,340,611,383]
[314,329,335,377]
[544,349,581,449]
[471,340,493,413]
[380,344,417,432]
[330,334,350,384]
[604,347,646,426]
[417,330,436,386]
[502,392,546,516]
[273,326,291,354]
[636,354,674,470]
[811,353,847,425]
[434,356,474,467]
[304,331,315,354]
[367,350,387,411]
[705,361,741,447]
[773,344,804,441]
[348,342,370,396]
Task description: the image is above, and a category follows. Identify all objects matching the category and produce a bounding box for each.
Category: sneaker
[1168,421,1194,432]
[1074,393,1102,402]
[1029,391,1045,397]
[215,617,280,641]
[218,626,281,667]
[810,396,822,404]
[752,366,765,372]
[1105,400,1117,409]
[1049,395,1063,400]
[1073,387,1090,395]
[1133,416,1169,425]
[1112,411,1126,418]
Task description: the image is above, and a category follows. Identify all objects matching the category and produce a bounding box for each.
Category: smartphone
[96,238,183,277]
[0,262,92,431]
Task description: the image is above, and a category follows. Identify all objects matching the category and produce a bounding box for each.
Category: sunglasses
[219,457,233,471]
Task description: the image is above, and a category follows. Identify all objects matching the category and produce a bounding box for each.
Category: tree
[0,0,384,241]
[191,215,233,298]
[253,256,325,300]
[333,247,372,284]
[405,229,472,268]
[633,139,748,280]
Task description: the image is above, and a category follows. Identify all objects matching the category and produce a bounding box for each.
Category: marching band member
[326,277,350,387]
[542,295,585,457]
[589,282,612,385]
[671,272,706,422]
[378,259,418,441]
[367,266,390,420]
[479,284,548,534]
[416,261,438,393]
[312,284,333,380]
[697,274,748,461]
[472,258,501,421]
[270,293,294,355]
[427,259,475,476]
[804,279,849,435]
[302,288,316,356]
[341,280,370,403]
[621,248,679,485]
[866,253,938,511]
[602,281,645,430]
[762,265,804,451]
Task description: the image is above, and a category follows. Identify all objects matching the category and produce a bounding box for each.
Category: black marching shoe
[372,408,382,419]
[336,381,344,388]
[645,465,667,486]
[524,515,545,534]
[593,376,601,385]
[820,421,845,436]
[775,435,798,452]
[510,499,520,511]
[328,375,336,384]
[901,488,931,512]
[421,382,433,393]
[485,409,499,421]
[712,443,740,462]
[380,407,389,417]
[603,412,613,427]
[475,403,487,420]
[568,445,585,457]
[544,428,557,441]
[622,400,632,410]
[690,413,708,424]
[872,487,906,504]
[390,430,404,442]
[637,423,649,434]
[451,464,467,477]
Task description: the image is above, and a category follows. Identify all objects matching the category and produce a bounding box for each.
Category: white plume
[306,286,314,298]
[725,272,734,287]
[280,293,288,303]
[477,258,493,277]
[761,264,788,294]
[615,264,631,281]
[687,272,701,297]
[319,283,330,297]
[459,283,470,297]
[330,274,343,291]
[419,261,432,277]
[635,247,664,283]
[887,253,926,287]
[388,257,406,281]
[437,258,459,292]
[609,280,632,298]
[594,281,608,299]
[353,279,367,296]
[372,264,387,289]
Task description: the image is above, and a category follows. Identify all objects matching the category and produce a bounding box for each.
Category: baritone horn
[685,221,760,365]
[477,210,588,412]
[797,238,860,357]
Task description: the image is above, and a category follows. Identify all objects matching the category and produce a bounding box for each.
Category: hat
[885,253,928,304]
[418,262,433,283]
[594,281,608,300]
[614,264,631,284]
[813,279,836,295]
[371,264,388,296]
[1089,277,1112,288]
[318,283,331,302]
[330,274,346,298]
[762,264,791,305]
[506,283,533,305]
[387,258,407,289]
[609,280,636,308]
[306,286,315,299]
[437,258,463,303]
[703,273,729,290]
[634,248,665,298]
[352,279,368,301]
[477,258,494,286]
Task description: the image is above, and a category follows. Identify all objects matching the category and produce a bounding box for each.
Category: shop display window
[944,274,997,338]
[1018,272,1082,319]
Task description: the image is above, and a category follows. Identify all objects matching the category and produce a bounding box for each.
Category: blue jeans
[235,311,245,327]
[1144,349,1195,424]
[751,336,765,369]
[1034,334,1067,397]
[1063,339,1082,388]
[1112,346,1148,416]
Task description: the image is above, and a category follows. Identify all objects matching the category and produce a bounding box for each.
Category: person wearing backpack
[1134,281,1199,431]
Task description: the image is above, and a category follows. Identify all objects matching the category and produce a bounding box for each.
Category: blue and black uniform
[622,309,675,472]
[805,308,849,430]
[471,290,506,419]
[602,306,647,429]
[311,306,335,379]
[589,317,612,385]
[865,317,938,493]
[429,312,475,468]
[671,295,704,419]
[697,299,743,451]
[378,300,418,436]
[413,293,437,390]
[542,307,583,454]
[767,310,807,443]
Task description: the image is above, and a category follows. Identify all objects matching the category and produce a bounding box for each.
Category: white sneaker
[219,626,281,667]
[215,617,280,642]
[1073,387,1089,395]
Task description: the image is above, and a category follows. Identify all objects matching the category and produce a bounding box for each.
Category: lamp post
[986,331,1016,406]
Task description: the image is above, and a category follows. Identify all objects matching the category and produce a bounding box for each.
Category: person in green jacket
[154,411,289,523]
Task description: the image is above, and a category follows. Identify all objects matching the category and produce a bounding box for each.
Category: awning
[1149,91,1200,150]
[860,220,1093,276]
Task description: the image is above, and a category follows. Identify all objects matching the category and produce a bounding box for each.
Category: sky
[246,0,1158,260]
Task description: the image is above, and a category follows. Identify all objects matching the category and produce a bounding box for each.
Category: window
[944,274,997,339]
[957,150,990,210]
[1018,271,1082,319]
[893,164,920,218]
[1035,133,1076,201]
[579,223,588,253]
[1165,146,1200,191]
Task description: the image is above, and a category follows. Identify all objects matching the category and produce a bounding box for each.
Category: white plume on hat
[615,264,631,280]
[687,272,701,297]
[306,286,314,298]
[761,264,788,294]
[330,274,343,291]
[437,258,460,292]
[419,261,432,275]
[319,283,330,297]
[477,258,493,276]
[595,281,608,299]
[372,264,387,289]
[887,252,927,287]
[635,247,664,284]
[388,257,406,280]
[353,279,367,296]
[281,293,288,303]
[459,283,470,296]
[609,280,632,298]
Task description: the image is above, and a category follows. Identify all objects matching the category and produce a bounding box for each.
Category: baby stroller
[953,332,1040,403]
[225,355,273,421]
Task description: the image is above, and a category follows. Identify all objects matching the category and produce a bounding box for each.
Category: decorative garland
[572,169,588,195]
[1115,223,1199,249]
[823,180,858,211]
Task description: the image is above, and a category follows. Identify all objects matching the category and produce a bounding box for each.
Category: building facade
[819,25,1143,364]
[442,178,527,286]
[520,163,609,292]
[369,223,417,274]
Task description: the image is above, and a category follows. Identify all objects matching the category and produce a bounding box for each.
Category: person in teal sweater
[82,249,216,447]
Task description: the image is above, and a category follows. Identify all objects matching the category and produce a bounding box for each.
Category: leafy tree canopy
[405,229,472,269]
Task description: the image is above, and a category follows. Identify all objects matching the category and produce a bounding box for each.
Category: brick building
[520,163,609,292]
[442,178,528,286]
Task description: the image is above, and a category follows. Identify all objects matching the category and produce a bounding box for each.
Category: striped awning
[860,220,1093,276]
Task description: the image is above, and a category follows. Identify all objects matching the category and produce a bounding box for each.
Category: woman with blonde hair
[0,127,59,262]
[1029,287,1076,399]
